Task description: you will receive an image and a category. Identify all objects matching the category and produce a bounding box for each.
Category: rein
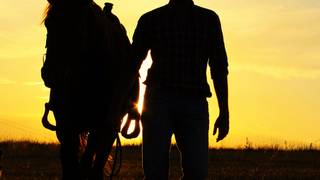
[41,101,141,179]
[41,102,57,131]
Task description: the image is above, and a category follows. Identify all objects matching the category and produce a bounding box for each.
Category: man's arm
[106,15,150,127]
[212,75,229,142]
[208,12,229,142]
[131,14,151,74]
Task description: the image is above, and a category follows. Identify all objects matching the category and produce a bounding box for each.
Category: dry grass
[0,140,320,179]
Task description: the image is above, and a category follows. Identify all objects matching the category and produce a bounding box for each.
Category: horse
[41,0,140,179]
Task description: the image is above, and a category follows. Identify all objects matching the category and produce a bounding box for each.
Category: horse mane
[43,0,96,25]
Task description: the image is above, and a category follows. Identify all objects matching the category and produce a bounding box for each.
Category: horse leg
[89,129,117,180]
[56,129,82,180]
[80,132,96,179]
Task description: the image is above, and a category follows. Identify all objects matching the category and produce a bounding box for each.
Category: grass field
[0,141,320,179]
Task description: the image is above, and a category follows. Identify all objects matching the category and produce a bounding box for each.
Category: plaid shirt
[132,0,228,97]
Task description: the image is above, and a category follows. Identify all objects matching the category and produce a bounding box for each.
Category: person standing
[131,0,229,179]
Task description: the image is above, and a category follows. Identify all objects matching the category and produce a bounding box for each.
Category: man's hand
[213,112,229,142]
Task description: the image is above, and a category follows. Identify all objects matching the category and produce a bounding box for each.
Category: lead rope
[42,102,57,131]
[109,107,140,179]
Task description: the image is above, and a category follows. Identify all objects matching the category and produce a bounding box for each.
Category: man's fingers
[213,125,217,135]
[216,127,229,142]
[214,114,229,142]
[217,133,225,142]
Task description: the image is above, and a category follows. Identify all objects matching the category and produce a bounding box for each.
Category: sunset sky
[0,0,319,148]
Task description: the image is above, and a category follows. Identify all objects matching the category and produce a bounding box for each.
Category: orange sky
[0,0,319,148]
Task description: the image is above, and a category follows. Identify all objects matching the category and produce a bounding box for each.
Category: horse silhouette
[41,1,139,179]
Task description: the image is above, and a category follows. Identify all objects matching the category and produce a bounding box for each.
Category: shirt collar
[169,0,194,7]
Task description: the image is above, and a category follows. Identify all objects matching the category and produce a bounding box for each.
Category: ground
[0,141,320,179]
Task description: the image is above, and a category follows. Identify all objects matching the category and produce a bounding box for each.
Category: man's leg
[173,97,209,180]
[142,89,173,180]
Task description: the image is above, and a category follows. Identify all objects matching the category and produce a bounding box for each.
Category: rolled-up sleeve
[131,15,151,71]
[208,12,228,79]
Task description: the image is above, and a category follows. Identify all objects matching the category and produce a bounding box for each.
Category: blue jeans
[142,87,209,180]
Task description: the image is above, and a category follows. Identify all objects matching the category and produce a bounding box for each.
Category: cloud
[37,96,49,100]
[0,78,16,85]
[22,81,43,86]
[233,63,320,80]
